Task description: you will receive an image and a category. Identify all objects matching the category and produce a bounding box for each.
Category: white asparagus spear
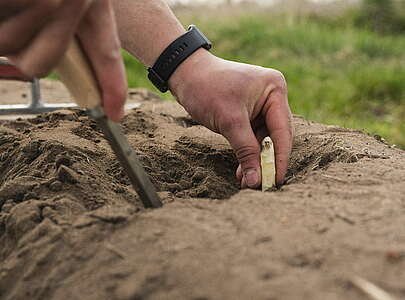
[350,276,397,300]
[261,137,276,192]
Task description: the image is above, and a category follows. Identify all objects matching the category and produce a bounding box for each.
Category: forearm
[113,0,214,98]
[113,0,186,66]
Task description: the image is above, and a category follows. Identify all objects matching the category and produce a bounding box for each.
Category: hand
[170,49,293,188]
[0,0,127,122]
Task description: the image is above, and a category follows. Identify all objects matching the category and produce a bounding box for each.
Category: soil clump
[0,80,404,300]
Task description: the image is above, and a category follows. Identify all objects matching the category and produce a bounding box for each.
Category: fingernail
[245,169,259,188]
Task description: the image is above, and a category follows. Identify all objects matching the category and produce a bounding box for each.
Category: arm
[114,0,185,66]
[114,0,293,188]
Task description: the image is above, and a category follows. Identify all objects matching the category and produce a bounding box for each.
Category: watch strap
[148,25,212,93]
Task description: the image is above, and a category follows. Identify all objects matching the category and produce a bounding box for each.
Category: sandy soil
[0,80,71,105]
[0,80,404,300]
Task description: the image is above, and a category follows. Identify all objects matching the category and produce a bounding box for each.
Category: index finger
[264,87,294,185]
[77,0,127,122]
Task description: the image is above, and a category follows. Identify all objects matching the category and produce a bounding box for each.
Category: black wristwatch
[147,25,212,93]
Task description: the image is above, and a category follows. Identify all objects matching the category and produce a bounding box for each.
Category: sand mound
[0,83,404,300]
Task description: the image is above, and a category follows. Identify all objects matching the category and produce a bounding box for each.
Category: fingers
[233,69,293,189]
[0,0,60,56]
[7,0,92,78]
[77,0,127,122]
[1,0,127,122]
[0,0,31,21]
[221,112,262,189]
[263,78,294,185]
[235,126,268,188]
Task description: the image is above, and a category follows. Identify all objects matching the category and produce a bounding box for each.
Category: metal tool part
[54,40,162,209]
[89,105,162,209]
[0,59,76,115]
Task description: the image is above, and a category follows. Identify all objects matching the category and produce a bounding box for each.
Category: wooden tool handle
[54,40,101,109]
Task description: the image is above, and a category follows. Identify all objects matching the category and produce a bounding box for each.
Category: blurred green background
[123,0,405,148]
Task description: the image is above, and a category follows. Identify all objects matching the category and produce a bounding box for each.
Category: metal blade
[88,105,162,209]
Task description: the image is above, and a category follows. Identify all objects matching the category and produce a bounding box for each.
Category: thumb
[221,114,261,189]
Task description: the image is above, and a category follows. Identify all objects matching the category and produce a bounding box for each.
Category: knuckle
[0,34,27,56]
[101,48,121,65]
[18,61,51,78]
[91,35,122,66]
[274,70,287,89]
[269,69,287,92]
[235,145,260,164]
[29,68,50,78]
[0,38,15,55]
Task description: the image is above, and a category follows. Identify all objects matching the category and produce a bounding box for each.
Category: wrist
[168,48,215,104]
[147,25,212,94]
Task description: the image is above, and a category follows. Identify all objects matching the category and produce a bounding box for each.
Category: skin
[0,0,127,122]
[114,0,293,188]
[170,50,293,188]
[0,0,294,189]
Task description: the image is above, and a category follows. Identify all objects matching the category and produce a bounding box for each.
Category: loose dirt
[0,80,404,300]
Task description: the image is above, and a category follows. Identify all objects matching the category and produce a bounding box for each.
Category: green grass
[122,10,405,148]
